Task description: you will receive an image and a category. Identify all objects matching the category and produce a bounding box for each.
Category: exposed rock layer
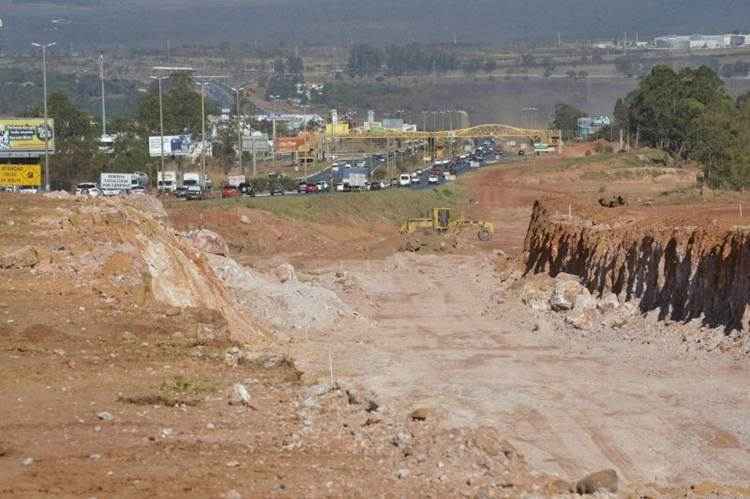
[524,201,750,330]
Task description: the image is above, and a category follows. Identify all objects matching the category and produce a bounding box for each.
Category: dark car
[238,182,255,197]
[297,182,308,194]
[222,185,240,199]
[270,183,285,196]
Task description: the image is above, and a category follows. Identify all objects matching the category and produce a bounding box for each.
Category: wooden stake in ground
[568,203,572,219]
[328,349,335,387]
[740,201,743,218]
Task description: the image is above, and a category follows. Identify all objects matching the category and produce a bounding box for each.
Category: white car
[75,182,101,197]
[398,174,412,187]
[428,174,439,184]
[411,174,421,184]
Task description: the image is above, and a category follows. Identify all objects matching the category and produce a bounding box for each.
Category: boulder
[550,276,584,312]
[574,287,596,312]
[228,383,251,406]
[742,335,750,356]
[597,292,620,313]
[409,407,431,421]
[520,274,555,312]
[575,469,618,494]
[566,309,596,331]
[185,230,229,256]
[274,263,297,283]
[0,246,39,269]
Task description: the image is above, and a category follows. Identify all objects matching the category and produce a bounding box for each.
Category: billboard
[0,165,42,187]
[148,135,193,157]
[100,173,133,192]
[275,136,307,154]
[0,119,55,154]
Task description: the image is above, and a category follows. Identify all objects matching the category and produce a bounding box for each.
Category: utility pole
[150,75,168,190]
[99,53,106,137]
[232,86,244,177]
[272,118,277,171]
[32,41,55,192]
[194,75,226,190]
[200,81,207,189]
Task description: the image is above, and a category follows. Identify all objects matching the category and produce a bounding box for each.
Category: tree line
[347,43,497,78]
[613,65,750,188]
[36,73,228,189]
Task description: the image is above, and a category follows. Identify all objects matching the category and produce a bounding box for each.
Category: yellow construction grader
[400,208,495,241]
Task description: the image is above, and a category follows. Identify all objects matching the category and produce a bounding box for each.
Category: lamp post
[32,41,55,192]
[199,81,207,189]
[150,75,168,191]
[194,75,226,190]
[230,86,247,178]
[99,53,107,138]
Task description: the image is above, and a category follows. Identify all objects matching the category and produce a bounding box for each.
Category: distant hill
[1,0,749,50]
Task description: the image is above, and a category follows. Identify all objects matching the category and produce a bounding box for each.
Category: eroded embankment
[523,201,750,330]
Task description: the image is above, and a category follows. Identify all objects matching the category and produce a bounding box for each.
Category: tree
[612,97,629,132]
[625,65,730,156]
[286,54,304,76]
[37,92,102,188]
[138,73,208,135]
[552,103,586,133]
[212,126,237,172]
[347,44,384,78]
[107,133,149,174]
[611,64,750,188]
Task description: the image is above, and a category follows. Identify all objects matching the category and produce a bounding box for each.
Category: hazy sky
[1,0,748,49]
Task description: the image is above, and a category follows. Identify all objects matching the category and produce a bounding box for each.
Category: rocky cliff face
[523,201,750,331]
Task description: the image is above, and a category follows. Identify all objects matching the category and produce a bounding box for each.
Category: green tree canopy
[552,103,586,133]
[138,73,210,135]
[38,92,102,188]
[624,65,731,156]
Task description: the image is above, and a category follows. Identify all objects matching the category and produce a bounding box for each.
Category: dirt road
[293,252,750,485]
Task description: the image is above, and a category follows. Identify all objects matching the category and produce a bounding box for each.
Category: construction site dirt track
[2,149,750,497]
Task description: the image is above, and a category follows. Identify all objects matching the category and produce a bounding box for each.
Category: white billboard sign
[148,135,193,157]
[100,173,132,193]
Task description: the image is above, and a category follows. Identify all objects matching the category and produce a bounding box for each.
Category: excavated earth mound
[524,200,750,331]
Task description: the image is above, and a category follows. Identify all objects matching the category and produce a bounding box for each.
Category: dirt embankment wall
[523,201,750,331]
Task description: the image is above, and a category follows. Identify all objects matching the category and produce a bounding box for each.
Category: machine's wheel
[478,228,491,241]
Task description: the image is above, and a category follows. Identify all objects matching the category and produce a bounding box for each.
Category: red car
[222,185,240,198]
[304,183,319,194]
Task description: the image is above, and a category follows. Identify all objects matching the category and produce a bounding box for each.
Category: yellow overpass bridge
[325,124,561,146]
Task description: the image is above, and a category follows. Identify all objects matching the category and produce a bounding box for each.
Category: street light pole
[150,75,168,191]
[200,82,207,190]
[99,53,106,137]
[194,75,226,191]
[32,41,55,192]
[231,86,245,178]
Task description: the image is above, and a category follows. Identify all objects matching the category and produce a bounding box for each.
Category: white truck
[157,171,177,193]
[341,170,368,191]
[178,172,211,200]
[399,173,412,187]
[100,173,134,196]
